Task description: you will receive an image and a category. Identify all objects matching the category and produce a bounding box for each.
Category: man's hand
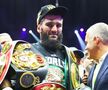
[82,74,88,85]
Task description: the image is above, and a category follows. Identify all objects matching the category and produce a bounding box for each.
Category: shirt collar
[95,52,108,64]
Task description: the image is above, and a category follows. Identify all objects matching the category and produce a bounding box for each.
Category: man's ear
[37,24,41,33]
[94,36,101,45]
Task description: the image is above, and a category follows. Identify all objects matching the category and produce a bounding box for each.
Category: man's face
[85,33,98,60]
[37,15,63,48]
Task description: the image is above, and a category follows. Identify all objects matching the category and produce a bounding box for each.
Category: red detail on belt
[32,83,66,90]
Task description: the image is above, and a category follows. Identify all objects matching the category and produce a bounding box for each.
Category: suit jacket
[87,55,108,90]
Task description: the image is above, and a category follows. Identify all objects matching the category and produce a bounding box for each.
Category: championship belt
[11,40,48,89]
[12,41,46,70]
[0,33,13,84]
[32,82,66,90]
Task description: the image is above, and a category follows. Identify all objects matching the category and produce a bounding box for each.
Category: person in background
[82,50,94,86]
[69,47,85,79]
[69,47,91,90]
[0,33,13,90]
[85,22,108,90]
[83,50,94,74]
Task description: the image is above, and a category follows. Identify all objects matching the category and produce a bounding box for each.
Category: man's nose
[51,25,58,32]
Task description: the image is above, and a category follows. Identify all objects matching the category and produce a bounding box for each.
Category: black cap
[37,4,68,24]
[70,47,84,58]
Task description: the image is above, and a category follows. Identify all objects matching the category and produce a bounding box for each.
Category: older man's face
[85,32,98,60]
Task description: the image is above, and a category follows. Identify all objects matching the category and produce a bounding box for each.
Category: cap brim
[74,50,84,58]
[46,6,68,18]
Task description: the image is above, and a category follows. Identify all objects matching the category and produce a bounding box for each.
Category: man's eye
[46,23,62,28]
[46,23,53,28]
[57,24,62,28]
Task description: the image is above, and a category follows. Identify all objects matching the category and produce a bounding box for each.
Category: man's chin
[44,39,61,49]
[48,39,58,44]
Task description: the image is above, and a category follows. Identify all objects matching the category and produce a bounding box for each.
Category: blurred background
[0,0,108,50]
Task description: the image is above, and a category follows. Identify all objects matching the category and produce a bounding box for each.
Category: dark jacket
[87,54,108,90]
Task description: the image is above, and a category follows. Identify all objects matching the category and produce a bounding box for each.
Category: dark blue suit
[87,55,108,90]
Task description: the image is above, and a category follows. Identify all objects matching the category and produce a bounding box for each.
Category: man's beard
[40,31,63,50]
